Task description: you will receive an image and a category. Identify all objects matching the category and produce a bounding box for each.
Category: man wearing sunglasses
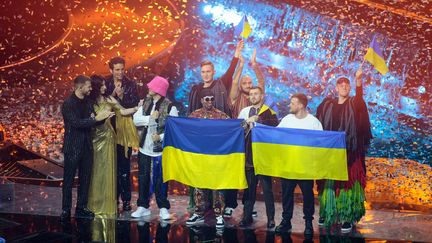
[187,40,244,117]
[187,89,230,230]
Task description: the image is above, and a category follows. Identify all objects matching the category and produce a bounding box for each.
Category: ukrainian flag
[364,35,389,75]
[234,15,252,39]
[162,117,247,189]
[252,125,348,180]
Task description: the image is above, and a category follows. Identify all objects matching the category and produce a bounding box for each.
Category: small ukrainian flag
[234,15,252,39]
[364,35,389,75]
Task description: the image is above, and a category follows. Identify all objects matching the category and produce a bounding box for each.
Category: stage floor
[0,183,431,242]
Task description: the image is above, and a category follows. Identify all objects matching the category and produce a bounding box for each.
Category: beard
[250,99,261,106]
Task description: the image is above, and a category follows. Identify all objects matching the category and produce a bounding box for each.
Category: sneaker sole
[341,228,352,233]
[275,229,292,234]
[131,213,151,218]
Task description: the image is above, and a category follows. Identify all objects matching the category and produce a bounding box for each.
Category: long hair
[88,75,109,105]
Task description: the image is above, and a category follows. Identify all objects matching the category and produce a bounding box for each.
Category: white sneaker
[216,215,224,229]
[159,208,171,220]
[131,207,151,218]
[223,207,234,218]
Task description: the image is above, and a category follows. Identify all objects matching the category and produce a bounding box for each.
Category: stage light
[418,85,425,94]
[203,5,212,15]
[400,96,421,119]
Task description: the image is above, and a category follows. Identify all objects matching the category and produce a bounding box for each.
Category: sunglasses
[203,96,215,102]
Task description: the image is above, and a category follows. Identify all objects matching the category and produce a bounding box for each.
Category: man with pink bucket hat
[132,76,179,220]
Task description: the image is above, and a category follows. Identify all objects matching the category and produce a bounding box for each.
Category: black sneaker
[238,218,253,227]
[252,210,258,217]
[75,208,95,218]
[341,222,352,233]
[304,220,313,235]
[318,217,325,227]
[186,213,205,225]
[123,201,132,211]
[267,219,275,229]
[275,219,292,234]
[223,207,234,218]
[60,210,71,222]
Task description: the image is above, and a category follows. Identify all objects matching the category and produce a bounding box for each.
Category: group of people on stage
[60,39,372,236]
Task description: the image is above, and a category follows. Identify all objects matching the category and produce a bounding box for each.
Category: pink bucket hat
[147,76,169,97]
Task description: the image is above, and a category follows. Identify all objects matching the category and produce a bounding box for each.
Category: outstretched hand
[234,40,244,58]
[251,48,257,68]
[356,65,363,80]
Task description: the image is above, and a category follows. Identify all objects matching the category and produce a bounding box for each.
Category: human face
[148,90,157,97]
[80,81,92,96]
[201,96,214,110]
[336,82,351,98]
[289,97,303,114]
[249,88,263,106]
[240,76,253,93]
[110,63,125,81]
[200,65,215,84]
[100,81,107,95]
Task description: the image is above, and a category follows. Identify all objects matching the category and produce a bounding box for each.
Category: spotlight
[203,5,212,14]
[418,85,425,94]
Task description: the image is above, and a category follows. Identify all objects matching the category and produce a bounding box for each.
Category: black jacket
[106,76,139,108]
[61,93,98,154]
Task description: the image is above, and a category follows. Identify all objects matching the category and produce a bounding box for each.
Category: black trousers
[137,152,170,209]
[62,148,92,211]
[223,189,239,209]
[243,168,275,221]
[281,179,315,221]
[117,144,132,202]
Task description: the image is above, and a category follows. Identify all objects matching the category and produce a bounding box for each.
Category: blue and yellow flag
[364,35,389,75]
[162,117,247,189]
[234,15,252,39]
[252,125,348,180]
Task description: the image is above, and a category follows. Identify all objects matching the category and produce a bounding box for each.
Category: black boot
[304,220,313,235]
[123,201,132,211]
[75,208,95,218]
[60,210,71,221]
[275,219,292,234]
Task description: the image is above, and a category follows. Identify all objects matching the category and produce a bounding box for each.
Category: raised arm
[229,55,245,105]
[220,40,244,89]
[251,48,265,93]
[354,65,364,103]
[118,80,140,108]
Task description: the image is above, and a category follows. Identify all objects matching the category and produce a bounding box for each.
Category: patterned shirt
[189,107,229,119]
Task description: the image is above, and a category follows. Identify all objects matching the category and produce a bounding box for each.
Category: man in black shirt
[61,75,113,221]
[105,57,140,211]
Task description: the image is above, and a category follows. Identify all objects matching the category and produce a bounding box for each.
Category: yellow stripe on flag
[162,146,248,189]
[241,20,252,38]
[364,47,389,75]
[252,143,348,181]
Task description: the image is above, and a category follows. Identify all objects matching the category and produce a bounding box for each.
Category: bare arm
[251,48,265,93]
[229,55,245,105]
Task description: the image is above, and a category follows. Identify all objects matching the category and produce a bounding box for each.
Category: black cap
[199,89,214,99]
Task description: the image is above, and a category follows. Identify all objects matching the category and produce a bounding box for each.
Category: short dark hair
[200,60,214,70]
[109,57,125,70]
[199,89,214,99]
[73,75,91,86]
[336,77,350,85]
[250,86,263,94]
[291,93,308,108]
